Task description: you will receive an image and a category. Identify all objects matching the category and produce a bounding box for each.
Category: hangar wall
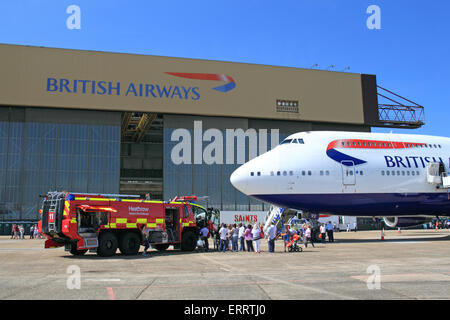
[0,44,378,126]
[0,107,121,221]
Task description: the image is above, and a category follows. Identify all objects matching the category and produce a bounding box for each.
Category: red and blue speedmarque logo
[326,139,426,166]
[165,72,236,92]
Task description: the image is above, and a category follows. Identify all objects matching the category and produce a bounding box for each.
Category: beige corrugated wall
[0,44,366,124]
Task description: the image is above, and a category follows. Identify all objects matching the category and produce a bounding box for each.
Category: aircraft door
[341,161,356,186]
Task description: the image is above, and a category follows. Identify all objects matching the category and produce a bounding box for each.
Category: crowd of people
[197,220,341,254]
[197,221,329,253]
[10,224,41,239]
[210,223,273,253]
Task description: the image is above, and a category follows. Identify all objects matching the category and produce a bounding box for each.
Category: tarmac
[1,229,450,300]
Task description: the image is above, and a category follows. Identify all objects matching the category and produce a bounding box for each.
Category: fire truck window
[98,212,108,225]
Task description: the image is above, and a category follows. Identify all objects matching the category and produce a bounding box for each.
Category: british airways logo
[165,72,236,92]
[45,72,236,100]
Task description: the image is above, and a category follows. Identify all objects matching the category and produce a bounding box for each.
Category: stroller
[286,233,303,252]
[197,237,207,252]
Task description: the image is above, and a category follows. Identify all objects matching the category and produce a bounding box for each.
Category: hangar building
[0,44,424,224]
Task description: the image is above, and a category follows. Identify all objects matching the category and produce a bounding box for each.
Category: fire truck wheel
[154,244,170,251]
[119,232,141,256]
[181,230,197,251]
[97,232,119,257]
[70,245,88,256]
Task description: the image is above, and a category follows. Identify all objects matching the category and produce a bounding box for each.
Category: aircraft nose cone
[230,165,249,193]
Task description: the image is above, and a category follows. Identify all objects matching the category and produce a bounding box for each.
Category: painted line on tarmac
[106,287,116,300]
[85,278,121,282]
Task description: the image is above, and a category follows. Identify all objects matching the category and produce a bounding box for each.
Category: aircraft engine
[383,217,430,228]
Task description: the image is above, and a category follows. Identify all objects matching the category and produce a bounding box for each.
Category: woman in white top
[304,225,315,248]
[251,224,262,253]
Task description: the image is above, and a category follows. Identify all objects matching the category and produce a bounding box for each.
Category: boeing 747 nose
[230,164,250,194]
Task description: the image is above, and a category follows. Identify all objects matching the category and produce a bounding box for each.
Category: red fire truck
[38,191,206,257]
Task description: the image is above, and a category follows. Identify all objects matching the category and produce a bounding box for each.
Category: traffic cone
[397,227,401,234]
[381,228,385,240]
[436,224,438,231]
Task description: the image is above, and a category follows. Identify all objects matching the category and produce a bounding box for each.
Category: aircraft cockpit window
[298,138,304,144]
[281,139,293,145]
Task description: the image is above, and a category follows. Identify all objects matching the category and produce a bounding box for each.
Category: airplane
[230,131,450,228]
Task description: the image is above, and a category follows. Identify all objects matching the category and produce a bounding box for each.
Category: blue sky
[0,0,449,136]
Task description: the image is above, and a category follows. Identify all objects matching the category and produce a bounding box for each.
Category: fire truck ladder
[46,191,65,232]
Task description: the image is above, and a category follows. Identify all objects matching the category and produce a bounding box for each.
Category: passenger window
[386,171,390,176]
[283,171,287,176]
[270,171,274,176]
[360,171,363,176]
[402,171,405,176]
[412,171,415,176]
[381,170,385,176]
[407,171,410,176]
[392,171,395,176]
[397,171,400,176]
[302,171,306,176]
[289,171,294,176]
[277,171,281,176]
[250,172,254,176]
[416,171,420,175]
[325,171,330,176]
[257,172,261,176]
[308,171,312,176]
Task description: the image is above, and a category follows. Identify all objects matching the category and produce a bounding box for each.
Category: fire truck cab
[39,191,201,257]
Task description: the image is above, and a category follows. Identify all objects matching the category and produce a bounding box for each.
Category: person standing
[34,225,39,239]
[244,225,253,252]
[238,223,246,251]
[199,225,210,252]
[141,225,151,257]
[353,221,357,232]
[19,225,24,239]
[231,224,239,252]
[218,224,228,253]
[29,225,34,239]
[265,222,277,253]
[251,224,262,253]
[326,221,334,242]
[11,224,16,239]
[304,224,315,248]
[320,224,326,243]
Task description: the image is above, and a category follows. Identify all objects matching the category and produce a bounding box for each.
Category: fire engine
[38,191,216,257]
